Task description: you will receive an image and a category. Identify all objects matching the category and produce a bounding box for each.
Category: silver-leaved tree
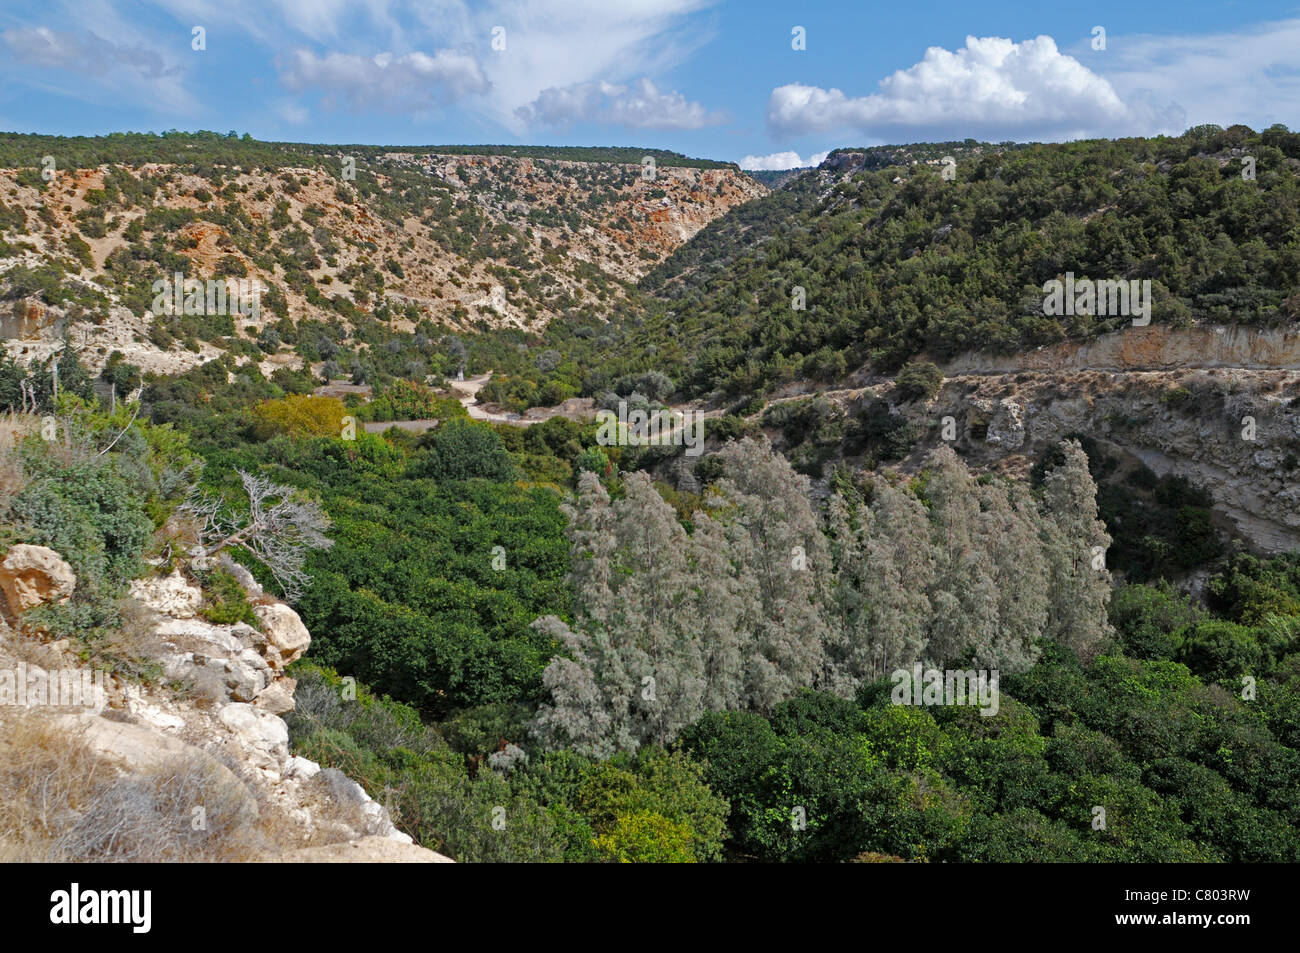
[534,435,1112,757]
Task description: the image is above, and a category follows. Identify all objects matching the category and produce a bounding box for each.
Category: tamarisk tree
[183,468,333,600]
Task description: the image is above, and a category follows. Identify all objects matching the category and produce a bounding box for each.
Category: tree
[714,437,829,710]
[184,468,334,600]
[975,479,1048,672]
[924,445,1001,666]
[1041,439,1114,663]
[418,419,515,481]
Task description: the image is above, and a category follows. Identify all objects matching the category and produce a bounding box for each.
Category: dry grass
[0,712,331,861]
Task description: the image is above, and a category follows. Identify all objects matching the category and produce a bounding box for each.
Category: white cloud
[1,24,193,110]
[738,149,829,170]
[1092,18,1300,133]
[766,34,1176,142]
[280,47,489,112]
[518,78,723,130]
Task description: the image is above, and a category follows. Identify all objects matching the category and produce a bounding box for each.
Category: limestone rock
[128,570,202,618]
[0,545,76,618]
[253,603,311,668]
[253,678,296,714]
[985,399,1026,450]
[217,702,290,771]
[278,836,453,863]
[53,711,256,818]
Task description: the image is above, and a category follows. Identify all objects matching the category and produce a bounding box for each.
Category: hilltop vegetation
[590,124,1300,398]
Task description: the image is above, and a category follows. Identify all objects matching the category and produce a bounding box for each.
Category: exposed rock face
[942,324,1300,376]
[904,352,1300,552]
[983,398,1026,450]
[128,570,202,618]
[0,548,439,860]
[0,545,76,620]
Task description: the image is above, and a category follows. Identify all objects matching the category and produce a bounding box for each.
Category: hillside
[624,125,1300,397]
[0,132,763,379]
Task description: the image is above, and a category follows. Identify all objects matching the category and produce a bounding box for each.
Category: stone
[52,711,257,819]
[284,755,321,781]
[217,702,290,770]
[985,399,1026,450]
[128,570,202,618]
[0,545,76,618]
[252,603,311,668]
[253,678,296,714]
[276,836,453,863]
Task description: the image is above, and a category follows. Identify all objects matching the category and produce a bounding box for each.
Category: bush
[894,362,944,402]
[249,395,348,440]
[416,419,515,482]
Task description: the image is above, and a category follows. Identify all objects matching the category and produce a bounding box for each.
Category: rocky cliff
[0,544,450,862]
[923,325,1300,552]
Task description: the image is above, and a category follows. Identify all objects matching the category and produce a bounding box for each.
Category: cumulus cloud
[518,78,723,130]
[767,34,1180,142]
[279,47,490,112]
[738,149,829,171]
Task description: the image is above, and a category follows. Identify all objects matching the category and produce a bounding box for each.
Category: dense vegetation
[4,124,1299,862]
[509,125,1300,402]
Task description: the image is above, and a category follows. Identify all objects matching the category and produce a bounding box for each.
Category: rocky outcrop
[0,548,450,862]
[253,603,312,669]
[942,324,1300,376]
[0,545,76,621]
[899,362,1300,553]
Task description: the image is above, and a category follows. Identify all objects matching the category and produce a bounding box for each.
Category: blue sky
[0,0,1297,168]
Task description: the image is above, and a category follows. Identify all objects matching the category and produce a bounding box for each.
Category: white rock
[218,702,290,769]
[128,570,202,618]
[253,603,311,668]
[285,756,322,781]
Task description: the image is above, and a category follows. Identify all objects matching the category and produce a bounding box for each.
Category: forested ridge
[560,124,1300,400]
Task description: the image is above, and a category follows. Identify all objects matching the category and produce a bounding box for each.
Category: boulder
[52,712,257,819]
[252,603,311,668]
[253,678,296,715]
[217,702,289,770]
[0,545,75,618]
[985,399,1026,451]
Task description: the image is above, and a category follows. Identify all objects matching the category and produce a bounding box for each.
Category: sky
[0,0,1297,169]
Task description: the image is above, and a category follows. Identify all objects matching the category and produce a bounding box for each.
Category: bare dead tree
[183,468,333,600]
